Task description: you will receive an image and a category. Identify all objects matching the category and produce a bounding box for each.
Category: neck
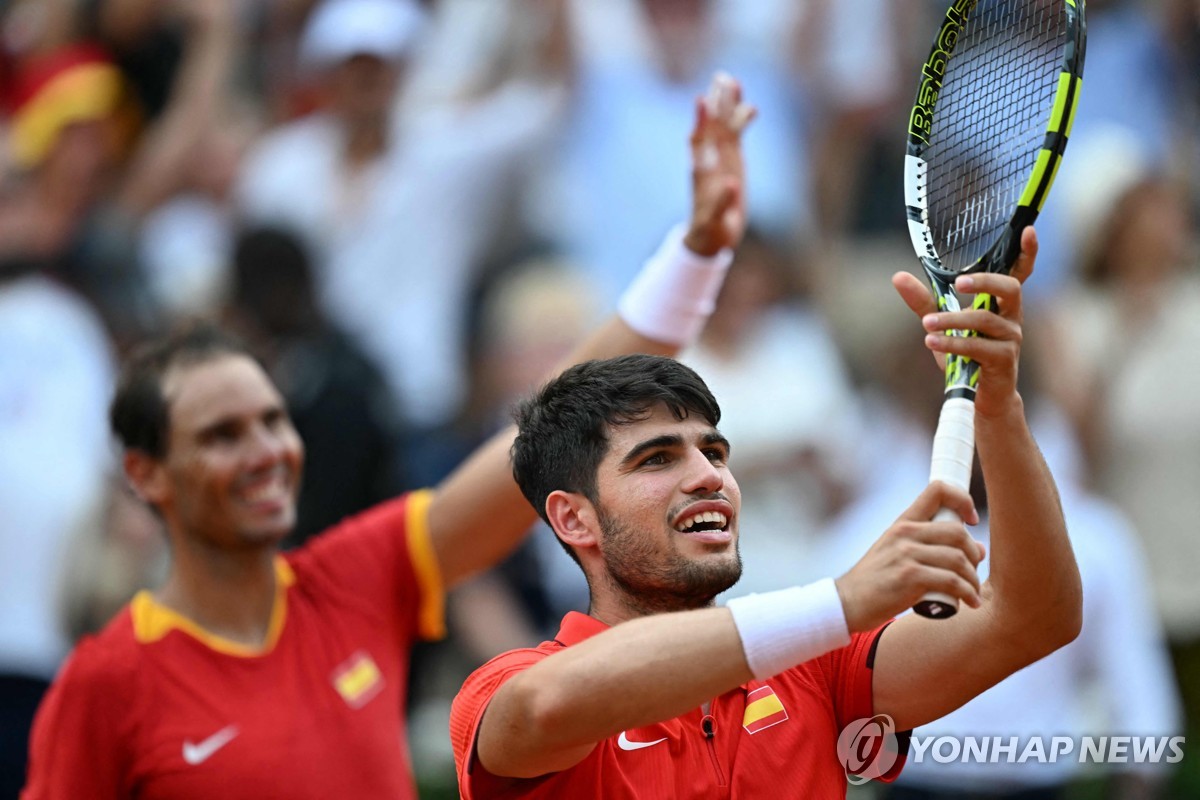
[587,580,717,627]
[157,543,279,647]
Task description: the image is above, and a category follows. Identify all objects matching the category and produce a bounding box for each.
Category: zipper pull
[702,714,716,739]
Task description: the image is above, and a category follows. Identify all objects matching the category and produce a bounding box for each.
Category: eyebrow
[618,430,731,468]
[192,404,286,441]
[194,415,242,439]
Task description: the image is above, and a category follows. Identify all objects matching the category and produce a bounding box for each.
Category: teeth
[243,475,286,504]
[675,511,728,532]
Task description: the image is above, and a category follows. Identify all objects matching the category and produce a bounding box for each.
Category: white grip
[930,397,976,492]
[916,397,978,618]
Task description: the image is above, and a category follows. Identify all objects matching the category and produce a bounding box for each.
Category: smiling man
[21,71,757,800]
[449,231,1082,798]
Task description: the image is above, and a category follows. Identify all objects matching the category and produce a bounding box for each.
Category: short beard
[594,504,741,616]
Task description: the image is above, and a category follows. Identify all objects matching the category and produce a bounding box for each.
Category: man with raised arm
[450,228,1081,798]
[21,73,755,800]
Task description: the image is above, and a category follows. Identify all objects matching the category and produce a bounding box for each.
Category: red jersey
[23,491,443,800]
[450,612,907,799]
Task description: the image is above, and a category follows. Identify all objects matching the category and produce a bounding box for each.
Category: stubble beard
[596,504,742,616]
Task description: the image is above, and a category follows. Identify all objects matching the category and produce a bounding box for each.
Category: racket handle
[916,397,978,619]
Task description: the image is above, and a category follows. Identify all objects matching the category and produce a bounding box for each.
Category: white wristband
[617,223,733,347]
[727,578,851,680]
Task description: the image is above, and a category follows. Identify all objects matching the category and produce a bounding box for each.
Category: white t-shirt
[0,275,115,678]
[236,83,560,427]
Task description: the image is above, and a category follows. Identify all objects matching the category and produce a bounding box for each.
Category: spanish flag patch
[332,650,384,709]
[742,685,788,734]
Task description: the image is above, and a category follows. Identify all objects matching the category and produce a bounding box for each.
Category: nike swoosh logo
[617,731,668,751]
[182,725,239,765]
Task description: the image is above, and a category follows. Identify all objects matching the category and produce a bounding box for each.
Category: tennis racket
[904,0,1086,618]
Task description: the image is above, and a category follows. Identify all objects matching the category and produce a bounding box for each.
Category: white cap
[299,0,427,68]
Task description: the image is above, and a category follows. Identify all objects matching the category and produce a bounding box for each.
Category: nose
[244,422,287,470]
[680,448,724,496]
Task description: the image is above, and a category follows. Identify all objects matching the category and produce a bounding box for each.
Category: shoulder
[461,645,555,693]
[450,645,556,766]
[57,611,141,693]
[32,609,142,741]
[453,645,557,719]
[25,611,142,796]
[289,492,425,567]
[455,644,557,716]
[285,492,443,638]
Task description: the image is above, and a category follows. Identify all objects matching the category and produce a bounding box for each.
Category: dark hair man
[22,72,757,800]
[449,229,1082,798]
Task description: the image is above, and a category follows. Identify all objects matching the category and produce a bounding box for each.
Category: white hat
[299,0,427,68]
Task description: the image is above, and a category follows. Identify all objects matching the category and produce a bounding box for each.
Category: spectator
[236,0,565,486]
[21,72,757,799]
[0,0,245,346]
[0,265,115,797]
[528,0,810,302]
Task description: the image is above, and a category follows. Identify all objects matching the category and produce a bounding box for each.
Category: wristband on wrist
[617,223,733,347]
[726,578,851,680]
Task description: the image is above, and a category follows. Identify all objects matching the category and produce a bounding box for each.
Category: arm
[477,504,987,783]
[479,606,751,777]
[116,0,241,217]
[871,227,1083,731]
[477,486,993,780]
[428,73,755,588]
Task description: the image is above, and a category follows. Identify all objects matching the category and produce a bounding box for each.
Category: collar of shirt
[551,611,611,648]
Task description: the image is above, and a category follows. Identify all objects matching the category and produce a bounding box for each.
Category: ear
[545,490,601,553]
[123,449,169,507]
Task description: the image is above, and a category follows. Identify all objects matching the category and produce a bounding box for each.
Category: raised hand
[684,72,757,257]
[835,482,985,633]
[892,227,1037,419]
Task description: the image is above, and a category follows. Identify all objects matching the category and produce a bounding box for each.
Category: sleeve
[290,490,445,642]
[449,648,549,800]
[818,623,910,783]
[21,643,135,799]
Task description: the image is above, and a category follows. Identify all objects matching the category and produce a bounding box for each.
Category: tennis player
[20,74,756,800]
[449,233,1082,797]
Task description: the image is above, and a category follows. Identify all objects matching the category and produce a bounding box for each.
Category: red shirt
[22,491,443,800]
[451,612,907,799]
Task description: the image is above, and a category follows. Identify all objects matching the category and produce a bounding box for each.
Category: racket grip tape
[916,397,978,619]
[930,397,975,491]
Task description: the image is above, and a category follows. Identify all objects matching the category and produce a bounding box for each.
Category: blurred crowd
[0,0,1198,797]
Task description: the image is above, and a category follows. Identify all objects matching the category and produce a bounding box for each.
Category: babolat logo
[909,0,975,143]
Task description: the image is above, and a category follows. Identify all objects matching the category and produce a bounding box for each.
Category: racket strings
[924,0,1064,272]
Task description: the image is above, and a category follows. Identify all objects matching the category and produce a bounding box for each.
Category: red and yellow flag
[742,685,789,734]
[332,651,384,709]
